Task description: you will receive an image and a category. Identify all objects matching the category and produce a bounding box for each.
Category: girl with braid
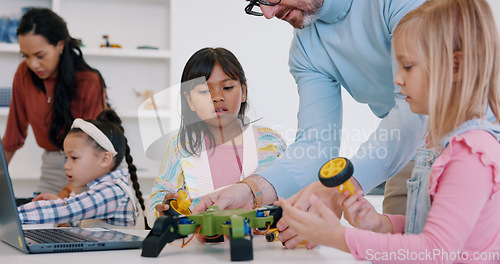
[18,110,146,228]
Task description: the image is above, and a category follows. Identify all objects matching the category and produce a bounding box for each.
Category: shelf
[0,107,170,120]
[119,109,171,119]
[1,0,172,189]
[138,108,171,118]
[0,43,20,53]
[81,47,171,60]
[0,106,172,120]
[0,106,171,119]
[0,43,170,60]
[0,107,9,116]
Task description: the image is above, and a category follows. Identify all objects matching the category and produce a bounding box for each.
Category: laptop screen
[0,139,29,253]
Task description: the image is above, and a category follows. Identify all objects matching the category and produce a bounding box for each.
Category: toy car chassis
[141,205,282,261]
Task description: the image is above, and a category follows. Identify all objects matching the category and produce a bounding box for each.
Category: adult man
[194,0,426,248]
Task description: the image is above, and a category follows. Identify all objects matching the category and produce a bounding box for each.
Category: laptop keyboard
[24,229,97,244]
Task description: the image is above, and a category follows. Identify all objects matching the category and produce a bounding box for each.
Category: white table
[1,196,383,263]
[0,228,369,263]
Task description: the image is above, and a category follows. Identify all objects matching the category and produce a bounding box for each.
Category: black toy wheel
[265,230,278,242]
[318,157,353,188]
[163,190,192,216]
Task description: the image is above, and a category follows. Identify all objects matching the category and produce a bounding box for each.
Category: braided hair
[69,109,146,225]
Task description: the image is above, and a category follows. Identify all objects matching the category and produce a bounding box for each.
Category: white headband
[71,118,118,156]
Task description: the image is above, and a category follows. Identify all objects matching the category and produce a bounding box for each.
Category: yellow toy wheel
[318,157,354,188]
[164,190,192,216]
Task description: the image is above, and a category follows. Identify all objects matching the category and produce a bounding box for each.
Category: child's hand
[32,193,60,201]
[277,181,344,249]
[155,192,178,216]
[342,190,390,233]
[278,195,349,252]
[57,183,76,199]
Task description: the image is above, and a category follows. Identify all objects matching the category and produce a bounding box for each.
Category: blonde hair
[394,0,500,144]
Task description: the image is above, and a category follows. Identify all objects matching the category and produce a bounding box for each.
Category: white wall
[490,0,500,27]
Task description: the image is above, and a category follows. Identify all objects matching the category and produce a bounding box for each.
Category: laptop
[0,141,143,253]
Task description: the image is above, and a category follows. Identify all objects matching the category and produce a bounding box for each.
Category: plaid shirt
[18,168,136,226]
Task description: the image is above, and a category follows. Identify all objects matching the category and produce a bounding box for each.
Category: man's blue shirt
[259,0,428,198]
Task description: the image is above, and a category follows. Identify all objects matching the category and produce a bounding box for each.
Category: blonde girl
[279,0,500,263]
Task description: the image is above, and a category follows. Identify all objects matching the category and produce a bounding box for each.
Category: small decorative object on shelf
[137,46,159,50]
[0,17,19,44]
[0,87,12,106]
[100,34,122,48]
[0,17,8,43]
[133,88,157,110]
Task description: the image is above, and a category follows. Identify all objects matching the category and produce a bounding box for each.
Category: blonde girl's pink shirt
[345,130,500,264]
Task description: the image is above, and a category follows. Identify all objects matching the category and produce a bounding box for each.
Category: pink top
[207,142,244,190]
[345,130,500,263]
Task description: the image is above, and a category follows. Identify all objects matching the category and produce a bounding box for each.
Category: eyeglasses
[245,0,281,16]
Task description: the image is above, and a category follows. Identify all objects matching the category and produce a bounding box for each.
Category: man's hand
[192,183,254,214]
[192,183,256,243]
[193,174,278,214]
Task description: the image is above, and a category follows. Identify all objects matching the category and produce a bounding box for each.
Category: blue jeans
[405,147,439,234]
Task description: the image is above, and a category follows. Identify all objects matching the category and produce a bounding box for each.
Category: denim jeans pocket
[405,178,420,232]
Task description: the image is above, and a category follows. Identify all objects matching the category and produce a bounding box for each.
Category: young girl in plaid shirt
[18,110,146,228]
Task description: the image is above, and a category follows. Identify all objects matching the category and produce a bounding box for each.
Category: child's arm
[153,192,177,215]
[147,134,184,227]
[18,199,64,224]
[342,190,393,234]
[148,181,179,223]
[32,193,60,201]
[18,183,128,225]
[331,136,498,262]
[254,127,288,173]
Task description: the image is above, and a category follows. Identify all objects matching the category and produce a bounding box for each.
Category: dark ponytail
[70,109,146,228]
[93,110,146,214]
